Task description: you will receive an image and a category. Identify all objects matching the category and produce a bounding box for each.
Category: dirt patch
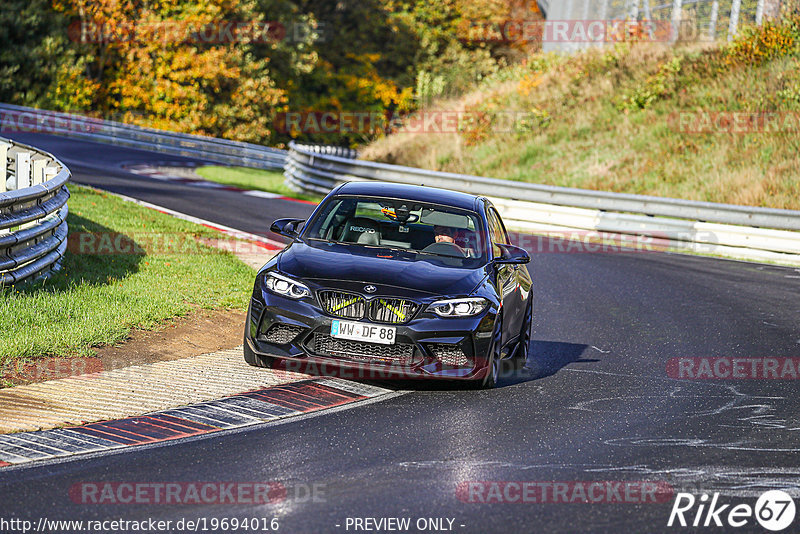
[2,308,246,387]
[96,307,245,366]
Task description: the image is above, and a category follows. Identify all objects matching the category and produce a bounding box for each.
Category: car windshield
[304,195,487,262]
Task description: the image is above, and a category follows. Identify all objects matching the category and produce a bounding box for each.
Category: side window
[487,208,509,258]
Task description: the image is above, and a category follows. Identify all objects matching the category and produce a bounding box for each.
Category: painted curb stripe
[54,429,124,449]
[124,164,316,206]
[0,379,391,467]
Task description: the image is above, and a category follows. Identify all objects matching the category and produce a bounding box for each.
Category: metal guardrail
[0,103,287,171]
[285,141,800,264]
[283,143,359,195]
[1,136,70,286]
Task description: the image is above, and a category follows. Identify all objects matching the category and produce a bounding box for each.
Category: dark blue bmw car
[244,182,532,388]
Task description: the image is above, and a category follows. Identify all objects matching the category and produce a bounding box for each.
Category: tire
[514,296,533,369]
[243,302,275,368]
[243,340,275,368]
[479,351,499,389]
[471,311,502,389]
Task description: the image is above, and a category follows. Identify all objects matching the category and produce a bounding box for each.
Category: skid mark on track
[584,465,800,498]
[562,367,800,452]
[399,460,800,498]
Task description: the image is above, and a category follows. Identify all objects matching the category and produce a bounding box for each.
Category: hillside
[361,15,800,210]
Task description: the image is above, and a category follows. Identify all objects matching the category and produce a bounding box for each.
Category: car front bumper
[246,289,497,381]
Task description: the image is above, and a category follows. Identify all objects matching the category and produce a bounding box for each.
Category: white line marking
[314,378,393,397]
[243,190,283,199]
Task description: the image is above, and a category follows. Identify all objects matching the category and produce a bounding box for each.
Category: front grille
[262,324,304,344]
[429,343,469,366]
[313,334,414,364]
[319,291,366,319]
[369,298,419,324]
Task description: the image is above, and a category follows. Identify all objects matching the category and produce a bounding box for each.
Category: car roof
[335,181,482,212]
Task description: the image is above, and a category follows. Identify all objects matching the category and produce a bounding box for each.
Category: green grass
[194,166,322,203]
[362,17,800,210]
[0,185,255,363]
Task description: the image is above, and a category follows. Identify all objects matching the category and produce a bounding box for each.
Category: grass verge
[194,166,322,203]
[0,185,255,364]
[362,16,800,210]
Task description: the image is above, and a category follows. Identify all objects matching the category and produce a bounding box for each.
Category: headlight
[264,272,310,299]
[427,297,488,317]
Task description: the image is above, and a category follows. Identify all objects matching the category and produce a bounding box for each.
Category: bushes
[726,14,800,65]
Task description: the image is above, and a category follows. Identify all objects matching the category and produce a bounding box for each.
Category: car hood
[277,241,487,297]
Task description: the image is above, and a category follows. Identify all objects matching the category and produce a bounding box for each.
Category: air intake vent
[319,291,366,319]
[262,324,305,344]
[429,343,469,366]
[369,298,419,324]
[314,334,414,364]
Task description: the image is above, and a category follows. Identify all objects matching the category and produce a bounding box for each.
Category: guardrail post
[0,141,9,193]
[45,166,59,181]
[15,151,31,191]
[32,156,48,186]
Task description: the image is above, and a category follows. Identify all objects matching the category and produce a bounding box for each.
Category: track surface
[2,133,800,533]
[9,132,315,236]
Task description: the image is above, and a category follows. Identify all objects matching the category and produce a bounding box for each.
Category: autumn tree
[50,0,287,142]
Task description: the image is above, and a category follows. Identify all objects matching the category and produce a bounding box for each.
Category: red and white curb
[123,163,315,205]
[0,379,392,468]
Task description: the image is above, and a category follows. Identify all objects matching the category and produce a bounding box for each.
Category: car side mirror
[270,218,305,239]
[494,244,530,265]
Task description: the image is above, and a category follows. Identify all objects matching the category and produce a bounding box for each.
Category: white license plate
[331,320,396,345]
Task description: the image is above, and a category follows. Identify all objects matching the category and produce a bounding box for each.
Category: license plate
[331,320,396,345]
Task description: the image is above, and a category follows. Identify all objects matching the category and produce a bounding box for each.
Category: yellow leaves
[47,62,100,111]
[517,73,543,97]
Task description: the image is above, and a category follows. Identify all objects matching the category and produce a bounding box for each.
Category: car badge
[364,285,377,294]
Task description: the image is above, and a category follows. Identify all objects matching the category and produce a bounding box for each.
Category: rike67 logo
[668,491,796,531]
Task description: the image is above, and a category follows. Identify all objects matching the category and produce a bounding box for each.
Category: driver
[434,225,458,244]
